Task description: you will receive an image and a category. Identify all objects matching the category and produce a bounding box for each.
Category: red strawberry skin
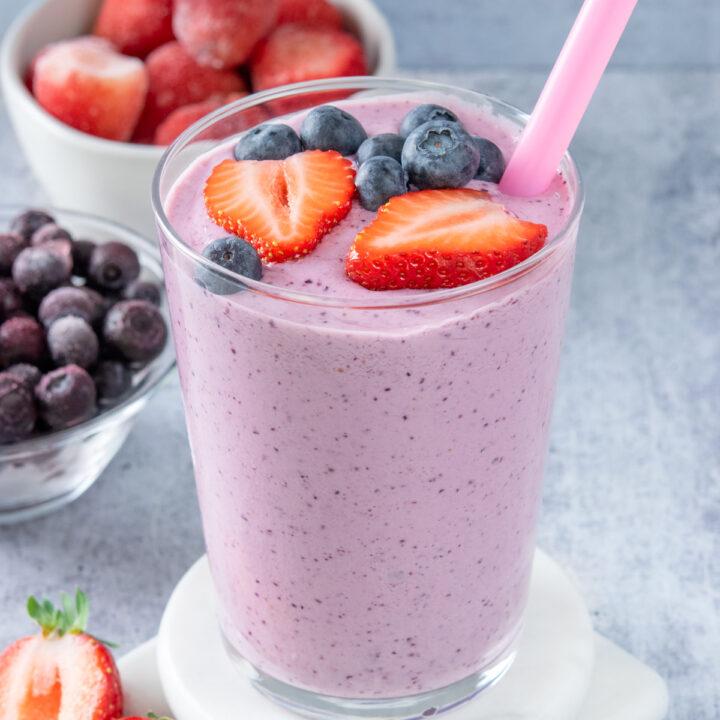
[31,37,148,142]
[173,0,279,69]
[204,151,356,262]
[0,633,123,720]
[93,0,174,58]
[250,24,367,113]
[277,0,343,28]
[152,92,262,145]
[132,41,246,143]
[346,189,549,291]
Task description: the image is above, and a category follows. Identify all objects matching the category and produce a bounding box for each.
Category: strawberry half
[0,590,123,720]
[346,189,548,290]
[205,150,356,263]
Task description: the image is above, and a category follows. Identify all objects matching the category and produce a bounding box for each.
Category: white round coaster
[157,550,595,720]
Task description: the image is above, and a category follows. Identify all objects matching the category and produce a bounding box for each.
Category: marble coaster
[119,551,668,720]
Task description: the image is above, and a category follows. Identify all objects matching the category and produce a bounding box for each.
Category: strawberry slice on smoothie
[204,151,356,263]
[346,188,548,290]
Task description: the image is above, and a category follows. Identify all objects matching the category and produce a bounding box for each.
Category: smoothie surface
[165,93,574,300]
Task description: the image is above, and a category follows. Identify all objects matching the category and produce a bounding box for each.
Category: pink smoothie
[159,92,580,699]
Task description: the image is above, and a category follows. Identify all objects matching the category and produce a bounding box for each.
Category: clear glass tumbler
[152,77,584,719]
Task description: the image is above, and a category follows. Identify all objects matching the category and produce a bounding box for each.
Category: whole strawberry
[0,590,123,720]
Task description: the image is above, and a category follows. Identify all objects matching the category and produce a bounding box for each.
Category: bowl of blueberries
[0,206,174,524]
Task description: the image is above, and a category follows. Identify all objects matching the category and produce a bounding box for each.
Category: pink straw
[499,0,638,197]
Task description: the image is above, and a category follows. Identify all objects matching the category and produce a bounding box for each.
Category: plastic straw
[499,0,638,197]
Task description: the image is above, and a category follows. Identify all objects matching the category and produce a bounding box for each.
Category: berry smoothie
[156,86,581,704]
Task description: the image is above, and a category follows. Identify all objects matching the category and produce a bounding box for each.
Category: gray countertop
[1,3,719,719]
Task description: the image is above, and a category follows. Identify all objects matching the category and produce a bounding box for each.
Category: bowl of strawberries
[0,0,395,236]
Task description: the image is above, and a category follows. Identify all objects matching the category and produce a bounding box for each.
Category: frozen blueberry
[300,105,367,156]
[356,134,405,166]
[399,104,460,138]
[0,316,46,367]
[31,223,73,246]
[47,316,99,370]
[0,233,28,276]
[12,245,72,300]
[88,241,140,291]
[122,279,161,306]
[9,209,54,243]
[35,364,96,430]
[6,363,42,392]
[92,360,132,402]
[355,156,407,211]
[402,121,480,190]
[103,300,167,363]
[0,278,25,321]
[71,239,96,278]
[473,137,506,183]
[38,286,103,328]
[196,236,262,295]
[0,371,36,442]
[234,123,303,161]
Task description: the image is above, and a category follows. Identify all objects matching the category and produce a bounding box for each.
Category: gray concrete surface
[0,3,719,719]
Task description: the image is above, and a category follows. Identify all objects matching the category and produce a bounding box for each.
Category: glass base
[223,634,517,720]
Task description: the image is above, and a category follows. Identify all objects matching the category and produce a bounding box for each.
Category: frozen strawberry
[173,0,278,69]
[153,92,263,146]
[205,151,356,262]
[276,0,343,28]
[93,0,174,58]
[0,590,123,720]
[132,41,246,143]
[250,24,367,113]
[31,37,148,142]
[346,189,548,290]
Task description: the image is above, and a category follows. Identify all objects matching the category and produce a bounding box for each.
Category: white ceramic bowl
[0,0,396,237]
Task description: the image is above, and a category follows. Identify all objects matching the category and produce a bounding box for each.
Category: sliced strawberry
[276,0,343,28]
[205,151,356,262]
[0,590,123,720]
[346,189,548,290]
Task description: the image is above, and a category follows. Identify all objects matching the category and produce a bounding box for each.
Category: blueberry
[88,241,140,291]
[0,371,36,442]
[0,316,46,367]
[355,156,407,211]
[31,223,73,246]
[92,360,132,402]
[6,363,42,392]
[0,233,28,276]
[12,246,72,301]
[234,123,303,161]
[9,209,55,243]
[300,105,367,156]
[47,316,99,370]
[402,121,480,190]
[103,300,167,363]
[399,104,460,138]
[35,364,96,430]
[0,278,25,321]
[196,236,262,295]
[71,239,96,278]
[473,137,506,183]
[122,279,162,306]
[356,134,405,166]
[38,286,103,328]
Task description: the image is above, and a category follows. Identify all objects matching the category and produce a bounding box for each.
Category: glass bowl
[0,206,175,524]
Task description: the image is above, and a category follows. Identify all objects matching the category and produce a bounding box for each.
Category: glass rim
[151,76,585,310]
